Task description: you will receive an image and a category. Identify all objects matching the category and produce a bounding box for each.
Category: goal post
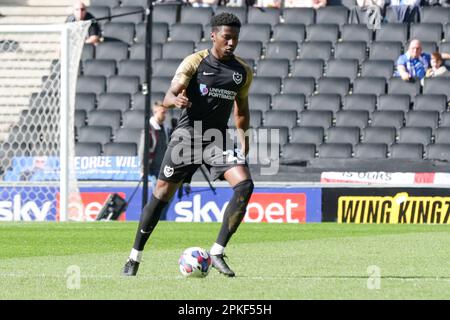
[0,21,91,222]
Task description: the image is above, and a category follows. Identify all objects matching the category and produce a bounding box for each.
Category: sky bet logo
[0,194,52,221]
[173,193,306,223]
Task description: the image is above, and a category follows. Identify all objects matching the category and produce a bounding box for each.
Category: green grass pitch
[1,222,450,300]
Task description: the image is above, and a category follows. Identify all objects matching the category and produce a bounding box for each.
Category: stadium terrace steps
[0,0,88,6]
[0,16,66,24]
[0,6,71,16]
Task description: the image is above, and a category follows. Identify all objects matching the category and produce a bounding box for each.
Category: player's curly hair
[210,12,241,31]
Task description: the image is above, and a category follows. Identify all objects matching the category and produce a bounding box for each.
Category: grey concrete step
[0,6,72,15]
[0,16,66,24]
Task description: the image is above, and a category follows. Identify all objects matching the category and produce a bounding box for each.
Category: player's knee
[233,179,254,206]
[153,179,176,202]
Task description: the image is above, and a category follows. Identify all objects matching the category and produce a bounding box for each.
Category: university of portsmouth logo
[199,83,209,96]
[164,165,174,178]
[233,72,242,85]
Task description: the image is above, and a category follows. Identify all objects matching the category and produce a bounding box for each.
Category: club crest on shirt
[233,72,243,85]
[164,165,174,177]
[199,83,209,96]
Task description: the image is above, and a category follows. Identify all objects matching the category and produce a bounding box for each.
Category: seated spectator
[187,0,218,7]
[256,0,282,7]
[285,0,327,9]
[66,0,100,45]
[394,39,430,81]
[386,0,420,23]
[426,52,450,78]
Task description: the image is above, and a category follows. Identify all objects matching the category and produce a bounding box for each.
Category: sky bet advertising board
[0,186,322,223]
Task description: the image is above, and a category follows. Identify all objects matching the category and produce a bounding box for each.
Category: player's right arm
[163,83,191,109]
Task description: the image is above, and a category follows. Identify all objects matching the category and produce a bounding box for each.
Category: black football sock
[215,179,254,248]
[133,195,168,251]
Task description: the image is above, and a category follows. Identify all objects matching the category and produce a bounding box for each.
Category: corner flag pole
[142,0,154,210]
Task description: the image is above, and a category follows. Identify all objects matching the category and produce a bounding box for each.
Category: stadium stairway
[0,0,85,142]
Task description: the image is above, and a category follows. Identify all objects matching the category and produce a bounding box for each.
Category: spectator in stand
[187,0,219,7]
[386,0,420,23]
[349,0,385,28]
[284,0,327,9]
[425,52,450,78]
[66,0,100,45]
[256,0,282,7]
[395,39,431,81]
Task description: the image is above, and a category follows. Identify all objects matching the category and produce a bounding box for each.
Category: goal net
[0,21,91,222]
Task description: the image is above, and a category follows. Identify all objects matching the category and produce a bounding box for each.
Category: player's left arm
[234,95,250,156]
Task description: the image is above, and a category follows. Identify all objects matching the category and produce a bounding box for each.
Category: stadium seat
[249,94,271,112]
[170,23,203,43]
[283,77,315,96]
[335,110,369,129]
[272,94,306,114]
[434,128,450,144]
[405,111,439,129]
[91,0,119,8]
[253,126,289,146]
[95,42,128,62]
[361,60,394,80]
[377,94,411,111]
[298,41,332,61]
[151,76,171,93]
[413,95,447,112]
[409,23,443,44]
[317,77,350,97]
[281,143,316,162]
[130,43,162,60]
[390,143,424,160]
[240,24,271,44]
[272,24,306,45]
[420,42,438,55]
[369,41,403,62]
[316,6,349,27]
[306,24,339,44]
[354,143,388,159]
[446,23,450,42]
[249,77,281,96]
[256,59,289,78]
[283,7,315,25]
[98,93,131,112]
[135,22,169,44]
[107,76,140,94]
[439,113,450,127]
[122,110,145,129]
[423,78,450,99]
[249,110,263,128]
[75,110,86,129]
[298,110,333,129]
[264,110,298,129]
[343,94,377,112]
[88,6,110,25]
[75,93,96,112]
[248,7,280,27]
[234,41,262,61]
[153,4,179,26]
[111,6,144,24]
[195,41,212,52]
[153,59,182,77]
[131,92,165,110]
[121,0,147,6]
[334,41,367,64]
[352,77,386,95]
[291,59,324,80]
[103,142,137,156]
[291,126,324,145]
[180,6,213,29]
[426,143,450,161]
[114,128,142,145]
[325,59,359,81]
[361,127,396,145]
[118,60,145,82]
[371,110,404,129]
[76,76,106,95]
[87,110,122,130]
[78,126,112,144]
[318,143,353,159]
[265,41,298,61]
[421,6,450,25]
[397,126,432,146]
[341,24,373,43]
[326,127,360,146]
[375,23,408,44]
[214,6,247,24]
[75,142,102,156]
[162,41,195,60]
[308,94,341,113]
[103,22,135,44]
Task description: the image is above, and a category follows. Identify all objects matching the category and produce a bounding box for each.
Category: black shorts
[158,129,247,183]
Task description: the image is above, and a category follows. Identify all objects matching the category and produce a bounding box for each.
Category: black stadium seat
[180,6,213,29]
[423,78,450,100]
[317,77,350,97]
[421,6,450,25]
[343,94,377,112]
[341,24,373,43]
[98,93,131,112]
[214,6,247,24]
[272,94,305,114]
[316,6,349,27]
[335,110,369,129]
[170,23,203,43]
[118,59,146,82]
[298,110,333,129]
[75,93,96,112]
[413,95,447,112]
[95,42,128,61]
[334,41,367,63]
[111,6,144,24]
[87,110,121,129]
[257,59,289,78]
[162,41,195,60]
[234,41,262,61]
[371,111,404,129]
[354,143,388,159]
[76,75,106,95]
[298,41,332,61]
[249,94,271,112]
[247,7,280,27]
[325,59,359,81]
[326,127,360,146]
[239,24,271,44]
[91,0,119,8]
[291,59,324,80]
[265,41,298,61]
[369,41,403,62]
[434,128,450,144]
[352,77,386,95]
[426,144,450,161]
[122,110,145,129]
[405,111,439,129]
[153,4,178,26]
[397,127,432,146]
[409,23,443,44]
[135,22,169,44]
[283,7,315,25]
[375,23,408,43]
[103,142,137,156]
[281,143,316,162]
[390,143,424,160]
[264,110,298,129]
[308,94,341,113]
[318,143,353,159]
[102,22,135,44]
[153,59,182,77]
[306,24,339,44]
[75,142,102,156]
[78,126,112,144]
[291,126,324,145]
[362,127,396,145]
[377,94,411,111]
[107,76,140,94]
[114,128,142,145]
[361,60,394,80]
[283,77,315,96]
[249,77,281,96]
[272,24,306,45]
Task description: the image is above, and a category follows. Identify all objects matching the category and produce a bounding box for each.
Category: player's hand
[175,89,192,109]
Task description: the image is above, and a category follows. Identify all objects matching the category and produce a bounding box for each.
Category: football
[178,247,212,278]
